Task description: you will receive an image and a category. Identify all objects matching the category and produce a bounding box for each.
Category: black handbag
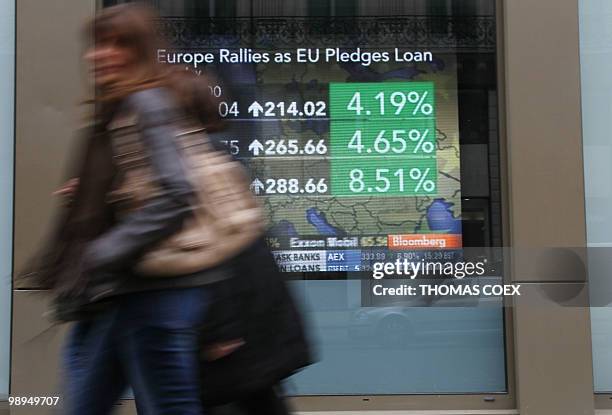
[199,238,313,406]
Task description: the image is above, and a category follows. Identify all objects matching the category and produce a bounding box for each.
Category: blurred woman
[27,4,313,414]
[30,4,237,414]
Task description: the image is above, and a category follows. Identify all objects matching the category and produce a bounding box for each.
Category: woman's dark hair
[85,3,224,131]
[167,69,226,132]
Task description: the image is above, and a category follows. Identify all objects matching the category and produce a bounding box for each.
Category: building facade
[2,0,611,414]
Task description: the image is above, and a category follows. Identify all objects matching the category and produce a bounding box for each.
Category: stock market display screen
[157,16,463,276]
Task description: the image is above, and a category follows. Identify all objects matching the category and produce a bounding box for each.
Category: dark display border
[157,16,496,51]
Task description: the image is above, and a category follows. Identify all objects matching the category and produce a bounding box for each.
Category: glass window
[579,0,612,394]
[0,0,14,400]
[106,0,505,395]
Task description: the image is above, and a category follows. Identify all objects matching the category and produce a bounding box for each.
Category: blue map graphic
[271,198,460,241]
[306,208,345,236]
[426,198,462,234]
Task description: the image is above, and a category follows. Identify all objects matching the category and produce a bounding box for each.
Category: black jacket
[47,88,232,320]
[84,88,195,275]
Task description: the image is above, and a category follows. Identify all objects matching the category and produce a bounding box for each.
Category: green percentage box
[330,156,438,197]
[330,118,437,158]
[329,81,436,120]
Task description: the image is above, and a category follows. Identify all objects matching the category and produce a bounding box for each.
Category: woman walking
[26,4,296,414]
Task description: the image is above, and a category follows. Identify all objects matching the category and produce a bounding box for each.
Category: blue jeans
[62,286,210,415]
